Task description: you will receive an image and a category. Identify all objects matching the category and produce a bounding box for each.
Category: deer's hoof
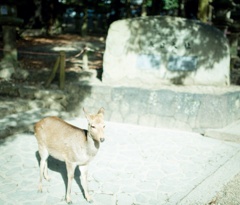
[86,195,93,203]
[45,176,51,182]
[37,189,42,193]
[66,196,72,204]
[38,184,43,193]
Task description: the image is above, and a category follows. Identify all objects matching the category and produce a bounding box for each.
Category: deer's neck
[86,131,99,156]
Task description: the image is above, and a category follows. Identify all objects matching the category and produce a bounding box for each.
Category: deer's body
[35,116,99,165]
[34,108,105,203]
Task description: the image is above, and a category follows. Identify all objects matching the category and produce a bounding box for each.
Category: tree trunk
[141,0,147,16]
[178,0,186,17]
[81,7,88,37]
[198,0,209,22]
[150,0,161,15]
[125,0,131,18]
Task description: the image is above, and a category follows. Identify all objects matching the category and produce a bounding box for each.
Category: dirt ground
[1,34,106,76]
[1,33,239,85]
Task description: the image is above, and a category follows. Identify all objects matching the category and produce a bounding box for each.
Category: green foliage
[143,0,153,7]
[162,0,179,10]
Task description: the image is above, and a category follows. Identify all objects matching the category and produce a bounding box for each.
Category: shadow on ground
[35,151,85,200]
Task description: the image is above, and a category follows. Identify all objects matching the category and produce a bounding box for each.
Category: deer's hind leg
[38,145,50,192]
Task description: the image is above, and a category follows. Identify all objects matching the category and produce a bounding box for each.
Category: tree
[198,0,209,22]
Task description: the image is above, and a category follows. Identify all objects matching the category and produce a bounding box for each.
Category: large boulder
[103,16,230,87]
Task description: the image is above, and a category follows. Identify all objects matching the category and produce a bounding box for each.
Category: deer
[34,108,105,204]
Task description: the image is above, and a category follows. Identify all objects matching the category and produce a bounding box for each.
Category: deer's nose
[100,138,105,143]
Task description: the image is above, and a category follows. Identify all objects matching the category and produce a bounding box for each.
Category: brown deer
[34,108,105,203]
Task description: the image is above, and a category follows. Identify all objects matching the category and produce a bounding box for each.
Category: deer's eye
[91,125,96,128]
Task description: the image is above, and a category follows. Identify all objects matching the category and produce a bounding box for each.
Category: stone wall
[1,81,239,134]
[79,85,240,133]
[103,16,230,87]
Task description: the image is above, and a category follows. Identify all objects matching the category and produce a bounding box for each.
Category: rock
[0,60,29,81]
[103,16,230,87]
[0,60,15,80]
[13,68,29,80]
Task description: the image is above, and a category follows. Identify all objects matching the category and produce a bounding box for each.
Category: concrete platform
[1,117,240,205]
[205,119,240,143]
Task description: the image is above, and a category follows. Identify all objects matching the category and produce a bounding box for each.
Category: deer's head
[84,108,105,143]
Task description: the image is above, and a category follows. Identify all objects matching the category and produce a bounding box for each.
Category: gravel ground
[209,167,240,205]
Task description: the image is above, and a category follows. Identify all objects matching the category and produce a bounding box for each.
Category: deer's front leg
[66,162,76,204]
[79,165,92,203]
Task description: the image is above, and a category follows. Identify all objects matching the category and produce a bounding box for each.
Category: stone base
[0,80,239,134]
[79,84,240,133]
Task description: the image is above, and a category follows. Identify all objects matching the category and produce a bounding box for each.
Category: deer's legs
[79,165,92,202]
[38,146,49,192]
[66,162,76,204]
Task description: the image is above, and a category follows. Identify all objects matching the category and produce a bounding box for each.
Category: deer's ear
[98,107,104,115]
[83,108,92,122]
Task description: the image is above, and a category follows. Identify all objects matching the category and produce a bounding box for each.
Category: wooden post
[45,51,65,89]
[45,55,60,87]
[59,51,65,89]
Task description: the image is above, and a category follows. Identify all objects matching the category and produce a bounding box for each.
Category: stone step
[0,108,69,139]
[0,97,44,118]
[205,120,240,143]
[0,81,84,117]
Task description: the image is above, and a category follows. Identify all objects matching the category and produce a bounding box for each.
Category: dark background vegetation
[1,0,240,37]
[0,0,240,84]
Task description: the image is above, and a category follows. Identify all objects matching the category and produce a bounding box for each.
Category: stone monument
[103,16,230,87]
